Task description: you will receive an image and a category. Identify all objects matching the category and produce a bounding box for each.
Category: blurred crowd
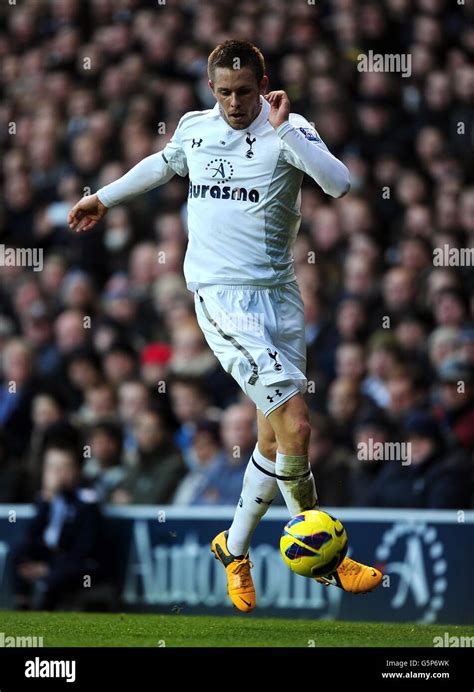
[0,0,473,512]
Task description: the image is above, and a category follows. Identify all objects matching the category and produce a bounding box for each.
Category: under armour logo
[266,388,283,404]
[192,138,203,148]
[245,133,256,158]
[267,348,283,372]
[255,497,274,505]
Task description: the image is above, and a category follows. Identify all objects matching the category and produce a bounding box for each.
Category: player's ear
[259,75,269,95]
[208,79,215,94]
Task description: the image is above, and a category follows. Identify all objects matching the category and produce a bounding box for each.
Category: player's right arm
[68,121,188,233]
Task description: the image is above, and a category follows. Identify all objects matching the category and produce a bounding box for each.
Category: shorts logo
[267,348,282,372]
[266,388,283,404]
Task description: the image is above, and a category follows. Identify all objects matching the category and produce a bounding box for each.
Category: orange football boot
[211,531,256,612]
[315,556,383,593]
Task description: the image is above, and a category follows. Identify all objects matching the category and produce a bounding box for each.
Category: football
[280,510,348,578]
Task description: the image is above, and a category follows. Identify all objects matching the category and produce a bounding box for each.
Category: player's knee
[292,417,311,445]
[279,414,311,447]
[258,439,277,461]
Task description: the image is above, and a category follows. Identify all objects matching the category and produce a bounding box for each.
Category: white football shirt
[97,96,350,290]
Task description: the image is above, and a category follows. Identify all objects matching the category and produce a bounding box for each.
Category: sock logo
[238,496,243,507]
[255,497,274,505]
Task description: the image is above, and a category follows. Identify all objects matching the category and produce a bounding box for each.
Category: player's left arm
[265,90,351,198]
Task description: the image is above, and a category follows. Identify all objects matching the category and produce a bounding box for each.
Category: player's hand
[67,193,108,233]
[265,90,291,129]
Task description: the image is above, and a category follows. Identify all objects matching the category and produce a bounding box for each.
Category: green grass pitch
[1,611,473,647]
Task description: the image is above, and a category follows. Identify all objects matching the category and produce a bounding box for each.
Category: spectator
[25,391,67,499]
[195,404,256,505]
[140,343,173,388]
[385,366,428,423]
[12,442,107,610]
[112,408,185,504]
[362,334,402,408]
[432,287,469,329]
[395,312,430,366]
[172,420,227,505]
[348,412,396,507]
[168,320,238,408]
[335,342,366,381]
[84,422,125,502]
[327,377,364,448]
[382,267,417,322]
[363,411,472,508]
[309,413,351,506]
[169,376,212,463]
[65,348,103,412]
[335,296,369,343]
[117,379,150,459]
[428,326,461,371]
[102,341,137,387]
[20,302,59,377]
[54,310,89,356]
[82,383,118,424]
[0,339,37,457]
[305,289,339,405]
[433,358,474,451]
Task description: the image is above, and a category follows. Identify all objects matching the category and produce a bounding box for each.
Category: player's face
[209,67,268,130]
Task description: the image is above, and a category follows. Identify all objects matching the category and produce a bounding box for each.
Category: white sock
[275,451,319,516]
[227,445,279,556]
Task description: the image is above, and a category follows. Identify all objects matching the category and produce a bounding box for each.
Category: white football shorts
[194,281,307,416]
